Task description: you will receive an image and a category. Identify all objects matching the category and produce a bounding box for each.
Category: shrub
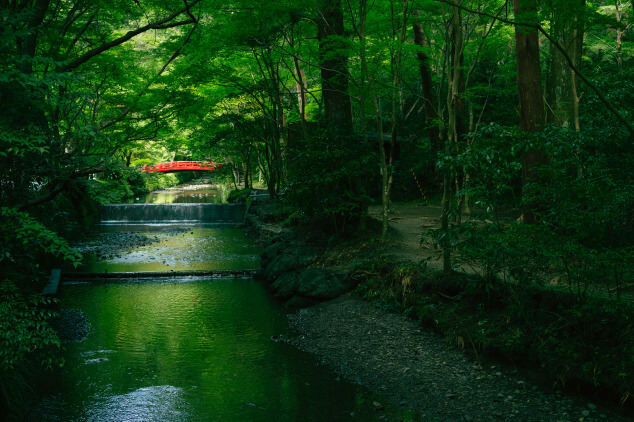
[0,282,63,420]
[227,187,252,203]
[0,207,80,420]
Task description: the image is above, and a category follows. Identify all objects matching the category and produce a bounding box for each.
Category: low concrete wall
[62,269,257,282]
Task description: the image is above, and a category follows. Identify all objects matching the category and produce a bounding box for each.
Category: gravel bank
[281,295,632,422]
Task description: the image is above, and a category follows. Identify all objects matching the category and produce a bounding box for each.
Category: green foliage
[431,124,633,297]
[284,131,375,236]
[0,207,82,278]
[0,207,82,419]
[531,299,634,394]
[0,0,632,412]
[227,188,252,203]
[0,282,63,420]
[86,168,183,204]
[459,124,524,213]
[0,283,62,371]
[354,256,429,312]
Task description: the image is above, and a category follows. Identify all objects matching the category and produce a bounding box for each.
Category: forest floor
[368,202,445,269]
[257,201,634,422]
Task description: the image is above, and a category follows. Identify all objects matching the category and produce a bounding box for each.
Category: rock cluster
[256,233,355,308]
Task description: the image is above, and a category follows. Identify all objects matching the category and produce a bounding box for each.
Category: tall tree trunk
[357,0,380,236]
[546,0,585,128]
[289,25,309,123]
[16,0,51,74]
[439,2,465,275]
[317,0,352,136]
[384,0,410,239]
[615,1,624,73]
[447,3,467,222]
[318,0,366,231]
[413,17,441,153]
[295,63,308,121]
[441,169,452,274]
[514,0,546,224]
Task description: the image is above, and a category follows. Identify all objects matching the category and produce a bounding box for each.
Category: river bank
[246,200,634,422]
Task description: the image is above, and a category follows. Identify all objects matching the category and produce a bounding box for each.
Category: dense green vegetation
[1,0,633,418]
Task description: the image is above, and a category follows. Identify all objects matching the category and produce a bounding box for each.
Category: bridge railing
[142,161,223,173]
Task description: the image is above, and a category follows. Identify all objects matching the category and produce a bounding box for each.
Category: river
[35,180,416,421]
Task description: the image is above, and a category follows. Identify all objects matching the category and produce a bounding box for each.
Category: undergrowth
[352,257,634,408]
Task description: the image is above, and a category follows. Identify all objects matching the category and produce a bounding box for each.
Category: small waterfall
[100,204,246,223]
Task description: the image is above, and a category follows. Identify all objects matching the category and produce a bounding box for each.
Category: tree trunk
[295,63,308,121]
[243,160,250,189]
[317,0,353,136]
[546,0,585,128]
[413,25,441,153]
[615,1,624,72]
[384,0,410,240]
[514,0,546,225]
[438,2,466,275]
[16,0,51,74]
[441,169,452,275]
[357,0,381,235]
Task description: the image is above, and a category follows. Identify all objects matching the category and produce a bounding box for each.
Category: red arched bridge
[142,161,223,173]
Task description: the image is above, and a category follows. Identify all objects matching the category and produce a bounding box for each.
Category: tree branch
[61,0,203,72]
[99,18,199,131]
[15,167,104,211]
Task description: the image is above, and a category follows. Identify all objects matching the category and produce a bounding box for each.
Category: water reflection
[83,386,190,422]
[38,181,417,421]
[127,182,225,204]
[37,279,416,421]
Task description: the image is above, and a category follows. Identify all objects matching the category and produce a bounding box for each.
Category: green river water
[35,182,416,421]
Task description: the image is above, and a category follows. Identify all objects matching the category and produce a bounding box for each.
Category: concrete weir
[63,269,257,281]
[43,269,258,296]
[100,203,246,223]
[42,269,61,296]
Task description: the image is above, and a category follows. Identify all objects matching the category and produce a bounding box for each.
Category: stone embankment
[255,232,355,308]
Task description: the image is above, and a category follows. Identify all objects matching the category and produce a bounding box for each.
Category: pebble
[373,401,385,411]
[284,297,634,422]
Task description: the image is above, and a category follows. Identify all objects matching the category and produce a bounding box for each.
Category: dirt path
[368,203,444,269]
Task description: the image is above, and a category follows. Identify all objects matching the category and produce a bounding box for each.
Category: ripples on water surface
[70,224,261,273]
[37,278,415,421]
